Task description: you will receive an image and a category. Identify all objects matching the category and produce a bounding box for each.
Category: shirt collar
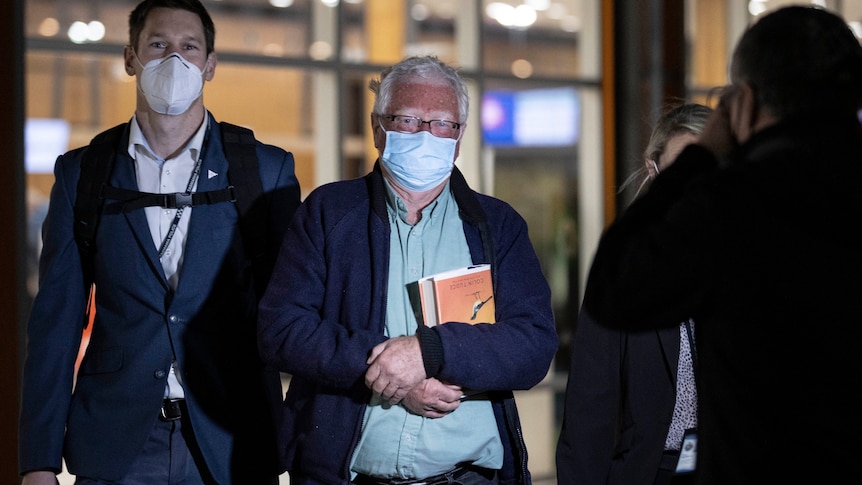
[127,112,210,162]
[382,177,451,225]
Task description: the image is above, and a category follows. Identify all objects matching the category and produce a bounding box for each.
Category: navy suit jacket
[19,114,301,483]
[556,310,680,485]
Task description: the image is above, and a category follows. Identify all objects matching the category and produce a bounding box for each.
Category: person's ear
[371,113,383,150]
[123,45,137,77]
[731,81,758,143]
[454,122,465,162]
[645,158,659,178]
[204,52,217,82]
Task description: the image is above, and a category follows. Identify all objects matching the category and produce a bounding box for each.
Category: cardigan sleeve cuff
[416,325,443,378]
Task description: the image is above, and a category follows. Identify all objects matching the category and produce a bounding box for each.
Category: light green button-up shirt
[350,179,503,480]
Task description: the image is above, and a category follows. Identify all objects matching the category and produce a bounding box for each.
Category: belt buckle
[160,398,183,421]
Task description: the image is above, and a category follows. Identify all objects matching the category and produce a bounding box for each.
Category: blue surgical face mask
[380,128,457,192]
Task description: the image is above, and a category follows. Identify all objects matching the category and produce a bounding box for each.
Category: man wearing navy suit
[18,1,300,483]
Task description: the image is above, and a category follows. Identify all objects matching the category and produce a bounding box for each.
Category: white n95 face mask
[380,129,457,192]
[137,52,206,115]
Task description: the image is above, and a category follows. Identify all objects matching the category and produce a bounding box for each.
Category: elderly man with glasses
[258,55,558,485]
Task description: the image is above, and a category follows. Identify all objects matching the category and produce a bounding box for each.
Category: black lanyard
[156,127,209,259]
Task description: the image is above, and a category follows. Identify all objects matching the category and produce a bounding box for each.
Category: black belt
[353,464,496,485]
[159,398,186,422]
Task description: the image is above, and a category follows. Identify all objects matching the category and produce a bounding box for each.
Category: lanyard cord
[156,128,209,259]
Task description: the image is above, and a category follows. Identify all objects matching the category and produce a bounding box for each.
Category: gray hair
[369,56,469,124]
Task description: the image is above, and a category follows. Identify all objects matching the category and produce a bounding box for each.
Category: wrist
[416,325,443,378]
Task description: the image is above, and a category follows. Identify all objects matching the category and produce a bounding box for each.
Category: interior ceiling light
[38,17,60,37]
[67,20,105,43]
[747,0,767,16]
[525,0,550,11]
[487,2,537,29]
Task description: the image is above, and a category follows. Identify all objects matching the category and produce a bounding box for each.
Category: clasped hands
[365,335,461,418]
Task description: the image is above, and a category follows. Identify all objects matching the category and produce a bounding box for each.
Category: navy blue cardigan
[258,163,558,484]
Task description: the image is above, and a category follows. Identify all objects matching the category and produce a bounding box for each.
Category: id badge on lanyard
[675,428,698,474]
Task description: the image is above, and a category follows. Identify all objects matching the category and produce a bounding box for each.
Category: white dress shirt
[127,113,209,399]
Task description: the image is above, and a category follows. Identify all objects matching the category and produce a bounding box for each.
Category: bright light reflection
[68,21,89,43]
[526,0,550,11]
[38,17,60,37]
[748,0,767,16]
[269,0,294,7]
[309,41,333,60]
[67,20,105,43]
[487,2,537,29]
[87,21,105,41]
[512,5,537,28]
[486,2,514,25]
[511,59,533,79]
[411,4,430,21]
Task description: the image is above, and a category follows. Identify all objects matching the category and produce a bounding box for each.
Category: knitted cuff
[416,325,443,378]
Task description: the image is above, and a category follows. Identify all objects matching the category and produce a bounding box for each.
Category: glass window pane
[206,62,316,191]
[482,0,582,78]
[482,79,584,369]
[208,1,311,58]
[341,0,467,66]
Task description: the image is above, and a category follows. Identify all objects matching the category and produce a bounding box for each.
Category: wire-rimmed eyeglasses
[379,114,461,138]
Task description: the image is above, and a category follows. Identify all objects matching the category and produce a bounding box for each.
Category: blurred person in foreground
[257,55,558,485]
[556,103,711,485]
[18,0,301,483]
[582,6,862,484]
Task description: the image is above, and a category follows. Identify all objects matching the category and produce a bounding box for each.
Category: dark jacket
[583,118,862,484]
[258,163,558,485]
[556,310,680,484]
[19,115,301,483]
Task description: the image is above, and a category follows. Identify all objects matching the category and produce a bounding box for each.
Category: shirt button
[169,315,179,324]
[154,370,166,379]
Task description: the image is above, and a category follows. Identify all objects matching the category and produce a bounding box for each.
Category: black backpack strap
[74,121,270,298]
[100,184,237,211]
[219,122,270,294]
[74,123,126,291]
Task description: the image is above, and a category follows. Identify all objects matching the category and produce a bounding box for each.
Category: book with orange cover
[417,264,495,327]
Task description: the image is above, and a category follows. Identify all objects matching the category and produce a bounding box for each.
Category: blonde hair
[620,103,712,200]
[644,103,712,163]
